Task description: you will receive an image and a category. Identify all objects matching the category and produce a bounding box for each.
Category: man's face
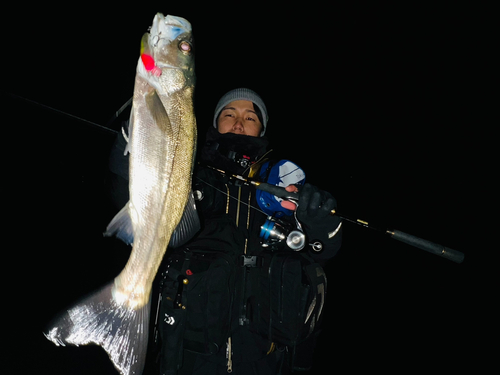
[217,100,263,137]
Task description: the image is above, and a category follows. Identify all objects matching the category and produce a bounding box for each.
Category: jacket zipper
[226,337,233,373]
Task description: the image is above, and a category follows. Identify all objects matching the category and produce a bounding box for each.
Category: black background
[4,3,490,374]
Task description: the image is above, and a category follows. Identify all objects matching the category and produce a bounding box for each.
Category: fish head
[144,13,195,92]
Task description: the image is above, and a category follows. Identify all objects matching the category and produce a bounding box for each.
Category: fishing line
[7,90,281,219]
[5,92,465,262]
[194,175,268,216]
[5,91,119,135]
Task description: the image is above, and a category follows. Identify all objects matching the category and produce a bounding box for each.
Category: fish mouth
[162,14,191,31]
[156,62,182,70]
[164,22,186,29]
[151,13,192,42]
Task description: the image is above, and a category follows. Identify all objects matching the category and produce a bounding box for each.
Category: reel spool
[260,216,306,251]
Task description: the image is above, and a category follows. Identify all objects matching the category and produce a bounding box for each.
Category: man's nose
[232,118,244,132]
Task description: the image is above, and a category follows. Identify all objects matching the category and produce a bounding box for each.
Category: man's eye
[246,117,255,121]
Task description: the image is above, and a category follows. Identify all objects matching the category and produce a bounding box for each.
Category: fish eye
[179,41,192,54]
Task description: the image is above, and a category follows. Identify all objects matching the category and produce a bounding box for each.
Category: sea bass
[45,13,199,375]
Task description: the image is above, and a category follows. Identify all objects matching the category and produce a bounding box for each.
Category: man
[108,88,342,374]
[159,88,341,375]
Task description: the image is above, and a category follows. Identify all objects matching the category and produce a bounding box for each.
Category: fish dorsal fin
[168,191,200,248]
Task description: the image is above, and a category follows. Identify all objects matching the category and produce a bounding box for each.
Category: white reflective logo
[164,314,175,325]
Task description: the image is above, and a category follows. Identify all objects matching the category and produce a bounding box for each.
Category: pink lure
[141,54,162,77]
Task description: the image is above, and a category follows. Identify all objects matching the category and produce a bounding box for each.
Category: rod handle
[389,230,464,264]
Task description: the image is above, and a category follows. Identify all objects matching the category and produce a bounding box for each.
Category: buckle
[241,255,261,267]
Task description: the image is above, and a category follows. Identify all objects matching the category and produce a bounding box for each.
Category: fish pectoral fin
[104,202,134,245]
[44,282,151,375]
[168,191,201,248]
[123,112,133,156]
[145,89,171,132]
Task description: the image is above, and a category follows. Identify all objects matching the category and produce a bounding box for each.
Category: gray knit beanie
[213,88,268,136]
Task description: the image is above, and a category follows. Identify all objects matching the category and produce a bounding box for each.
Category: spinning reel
[260,214,323,252]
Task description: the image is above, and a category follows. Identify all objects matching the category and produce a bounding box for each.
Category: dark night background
[4,3,491,374]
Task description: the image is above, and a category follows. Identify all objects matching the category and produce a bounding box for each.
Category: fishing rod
[8,92,464,264]
[205,165,465,264]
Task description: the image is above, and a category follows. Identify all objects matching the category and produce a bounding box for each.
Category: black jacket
[108,126,341,261]
[107,127,342,374]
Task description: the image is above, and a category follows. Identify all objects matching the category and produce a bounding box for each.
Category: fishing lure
[140,33,162,76]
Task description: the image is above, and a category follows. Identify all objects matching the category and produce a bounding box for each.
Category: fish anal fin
[44,282,151,375]
[104,203,134,245]
[168,191,200,248]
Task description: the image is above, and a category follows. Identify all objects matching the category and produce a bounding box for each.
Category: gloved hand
[281,183,342,250]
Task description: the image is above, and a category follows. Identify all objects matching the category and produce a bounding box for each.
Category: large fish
[45,13,199,375]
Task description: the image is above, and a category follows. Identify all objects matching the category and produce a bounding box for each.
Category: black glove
[296,183,342,255]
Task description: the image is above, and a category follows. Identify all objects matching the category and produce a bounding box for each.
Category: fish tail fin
[44,282,151,375]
